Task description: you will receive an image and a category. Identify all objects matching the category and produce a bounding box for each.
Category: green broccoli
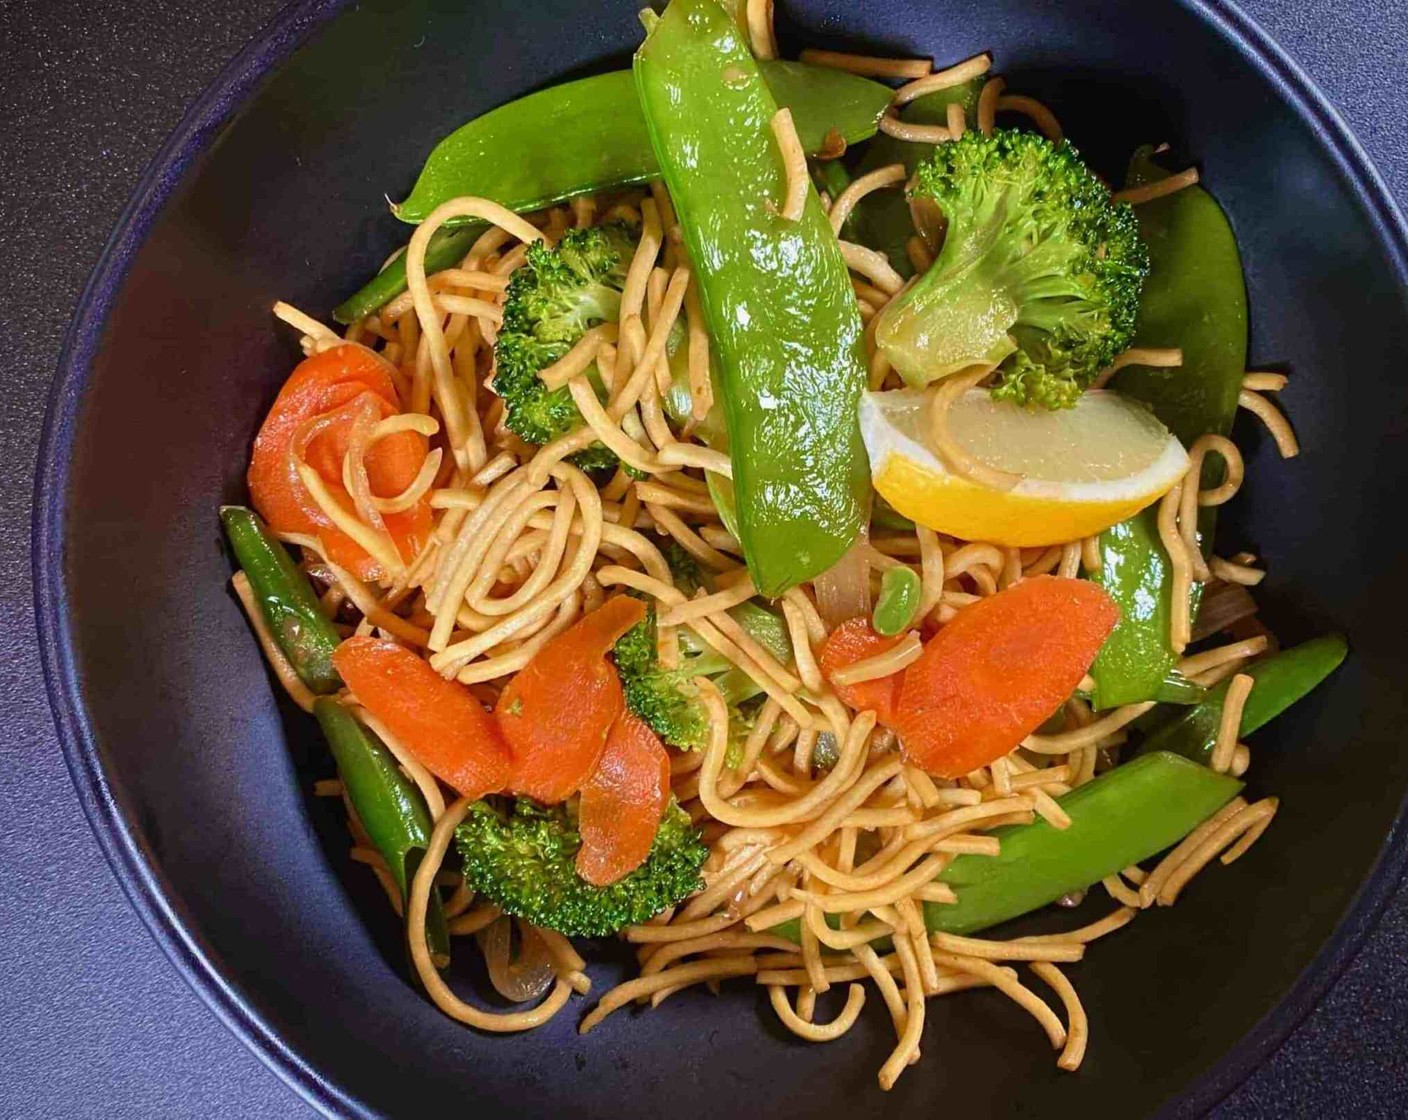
[456,796,707,937]
[661,539,703,594]
[493,222,639,471]
[613,603,735,752]
[611,594,791,755]
[874,128,1149,409]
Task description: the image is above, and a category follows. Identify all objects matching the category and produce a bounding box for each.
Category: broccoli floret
[612,603,733,752]
[456,796,706,937]
[612,598,787,755]
[875,128,1149,409]
[493,222,638,470]
[662,540,702,595]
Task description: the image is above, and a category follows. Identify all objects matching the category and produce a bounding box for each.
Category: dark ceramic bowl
[36,0,1408,1116]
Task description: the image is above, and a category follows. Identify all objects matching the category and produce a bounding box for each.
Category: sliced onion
[300,560,337,588]
[812,536,872,631]
[475,916,555,1003]
[339,393,388,533]
[908,195,946,255]
[1192,581,1258,642]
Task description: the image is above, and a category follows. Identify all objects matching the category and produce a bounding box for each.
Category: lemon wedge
[860,388,1189,546]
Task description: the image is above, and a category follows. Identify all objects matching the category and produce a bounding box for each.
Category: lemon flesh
[860,389,1189,546]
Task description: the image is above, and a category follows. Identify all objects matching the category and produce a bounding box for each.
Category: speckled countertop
[2,0,1406,1115]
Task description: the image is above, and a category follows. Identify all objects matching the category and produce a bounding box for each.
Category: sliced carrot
[496,596,647,804]
[891,576,1119,779]
[248,344,432,581]
[817,617,905,724]
[332,636,511,798]
[576,713,670,886]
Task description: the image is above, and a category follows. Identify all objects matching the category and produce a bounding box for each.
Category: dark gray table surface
[2,1,1405,1116]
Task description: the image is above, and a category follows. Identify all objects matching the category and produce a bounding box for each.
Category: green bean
[314,699,450,963]
[224,506,450,964]
[332,226,479,325]
[220,505,342,693]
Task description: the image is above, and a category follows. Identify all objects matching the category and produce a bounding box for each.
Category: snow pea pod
[1115,146,1250,448]
[872,566,921,636]
[773,751,1241,941]
[334,63,890,325]
[1154,668,1207,705]
[1137,634,1348,765]
[636,0,871,596]
[1088,148,1248,707]
[1086,509,1203,709]
[927,751,1241,934]
[394,64,892,224]
[810,158,855,237]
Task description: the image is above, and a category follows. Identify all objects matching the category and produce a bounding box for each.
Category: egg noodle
[247,35,1301,1090]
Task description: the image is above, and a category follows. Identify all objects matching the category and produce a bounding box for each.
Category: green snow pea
[810,158,856,237]
[774,752,1242,941]
[871,495,916,533]
[395,64,891,224]
[1086,511,1203,709]
[1137,635,1348,765]
[1114,146,1250,449]
[335,63,890,325]
[1153,668,1208,705]
[333,226,479,324]
[1088,147,1248,707]
[927,751,1241,934]
[636,0,871,596]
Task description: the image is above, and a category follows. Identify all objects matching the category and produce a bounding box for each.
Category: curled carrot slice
[891,576,1120,779]
[818,617,905,724]
[496,596,647,804]
[576,713,671,886]
[332,636,511,798]
[248,344,432,581]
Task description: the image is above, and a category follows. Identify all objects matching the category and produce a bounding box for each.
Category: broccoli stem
[876,230,1021,385]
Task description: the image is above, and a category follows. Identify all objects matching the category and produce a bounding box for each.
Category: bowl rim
[32,1,1408,1116]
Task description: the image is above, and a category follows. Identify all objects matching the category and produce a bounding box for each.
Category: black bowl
[35,0,1408,1116]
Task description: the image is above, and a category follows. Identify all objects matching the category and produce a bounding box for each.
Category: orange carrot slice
[332,636,511,798]
[818,617,905,724]
[496,596,647,804]
[248,344,432,581]
[891,576,1119,779]
[576,713,671,886]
